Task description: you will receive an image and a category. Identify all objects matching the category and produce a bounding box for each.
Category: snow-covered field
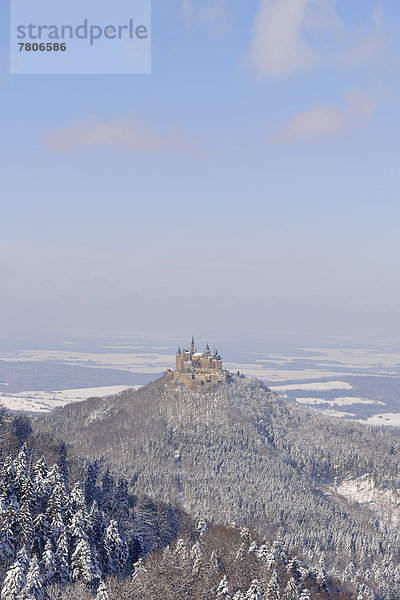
[0,385,138,413]
[295,396,385,407]
[333,475,400,525]
[270,381,353,392]
[2,343,400,383]
[226,364,353,382]
[360,413,400,427]
[270,347,400,374]
[0,350,174,373]
[330,396,385,406]
[321,409,356,418]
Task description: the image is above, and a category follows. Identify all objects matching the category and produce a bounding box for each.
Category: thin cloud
[182,0,194,26]
[247,0,391,78]
[275,91,376,143]
[46,113,206,157]
[248,0,320,77]
[182,0,228,32]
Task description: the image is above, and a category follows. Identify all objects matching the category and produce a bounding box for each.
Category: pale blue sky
[1,0,400,338]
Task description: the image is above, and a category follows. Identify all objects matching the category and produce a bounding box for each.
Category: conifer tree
[71,538,99,587]
[95,581,109,600]
[46,464,64,489]
[190,540,203,575]
[0,506,15,564]
[42,539,57,583]
[284,577,298,600]
[87,500,102,549]
[249,540,258,555]
[174,538,188,559]
[287,558,302,583]
[46,481,67,539]
[104,519,128,575]
[217,576,232,599]
[84,462,99,508]
[265,570,280,600]
[19,500,33,550]
[196,518,209,537]
[100,470,114,516]
[33,457,49,506]
[1,457,16,499]
[68,483,86,517]
[316,553,329,592]
[32,513,49,556]
[257,544,270,562]
[69,509,89,546]
[14,445,29,503]
[54,527,70,585]
[246,579,264,600]
[22,555,44,600]
[128,532,144,567]
[1,548,29,600]
[20,477,37,518]
[132,557,147,580]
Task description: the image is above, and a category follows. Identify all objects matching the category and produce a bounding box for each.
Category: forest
[0,404,354,599]
[31,374,400,598]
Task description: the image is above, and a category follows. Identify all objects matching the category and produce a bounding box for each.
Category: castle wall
[173,370,228,388]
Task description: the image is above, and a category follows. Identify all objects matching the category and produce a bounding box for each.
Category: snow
[295,396,384,407]
[245,345,400,381]
[289,347,400,372]
[292,404,356,417]
[270,381,353,392]
[0,385,139,413]
[225,364,353,382]
[360,413,400,427]
[332,474,400,526]
[331,396,385,406]
[295,397,325,405]
[0,350,174,373]
[320,409,356,418]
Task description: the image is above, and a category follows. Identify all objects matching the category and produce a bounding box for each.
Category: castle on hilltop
[167,337,229,388]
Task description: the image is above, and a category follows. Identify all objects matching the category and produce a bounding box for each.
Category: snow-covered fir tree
[1,548,29,600]
[23,555,44,600]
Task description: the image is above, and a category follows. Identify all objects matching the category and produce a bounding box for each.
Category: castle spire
[191,336,195,354]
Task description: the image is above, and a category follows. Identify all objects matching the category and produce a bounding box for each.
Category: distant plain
[0,331,400,422]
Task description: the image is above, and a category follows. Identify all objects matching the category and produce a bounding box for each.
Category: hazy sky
[1,0,400,339]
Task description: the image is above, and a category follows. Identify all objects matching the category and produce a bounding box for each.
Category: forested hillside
[34,375,400,598]
[0,396,352,600]
[52,523,351,600]
[0,409,179,599]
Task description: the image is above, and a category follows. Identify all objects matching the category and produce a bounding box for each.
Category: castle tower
[191,336,195,354]
[176,347,182,371]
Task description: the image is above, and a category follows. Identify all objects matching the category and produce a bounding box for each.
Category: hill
[0,390,347,600]
[34,374,400,599]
